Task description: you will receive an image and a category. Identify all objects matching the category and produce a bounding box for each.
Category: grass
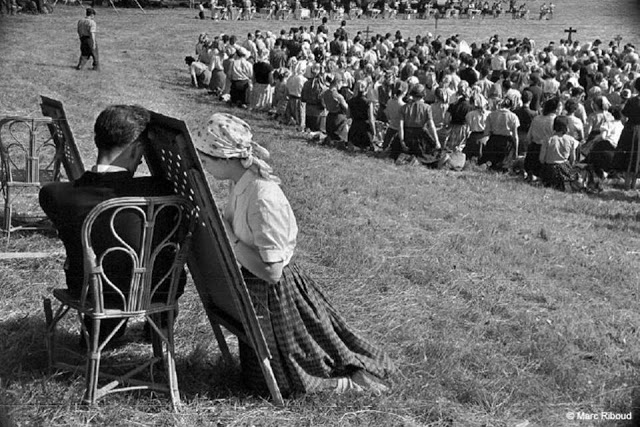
[3,2,640,426]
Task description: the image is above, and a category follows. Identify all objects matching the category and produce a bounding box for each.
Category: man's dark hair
[553,115,569,133]
[86,7,96,16]
[542,97,560,115]
[94,105,150,152]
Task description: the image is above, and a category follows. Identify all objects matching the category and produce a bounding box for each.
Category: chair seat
[52,289,177,318]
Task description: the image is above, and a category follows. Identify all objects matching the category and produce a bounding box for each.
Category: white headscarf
[193,113,280,183]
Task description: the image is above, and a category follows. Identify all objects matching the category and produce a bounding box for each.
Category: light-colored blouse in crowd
[527,114,556,145]
[225,169,297,266]
[228,58,253,81]
[484,108,520,137]
[598,120,624,148]
[384,97,405,131]
[465,109,489,133]
[539,134,579,164]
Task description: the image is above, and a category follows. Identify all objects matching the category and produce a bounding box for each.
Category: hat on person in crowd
[310,62,322,76]
[457,81,470,97]
[193,113,280,183]
[86,7,96,16]
[355,79,368,96]
[472,93,488,109]
[236,46,249,57]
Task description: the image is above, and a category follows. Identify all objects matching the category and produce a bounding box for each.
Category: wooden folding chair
[144,112,284,406]
[40,96,86,182]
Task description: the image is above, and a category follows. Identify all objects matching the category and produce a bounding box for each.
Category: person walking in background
[76,8,98,71]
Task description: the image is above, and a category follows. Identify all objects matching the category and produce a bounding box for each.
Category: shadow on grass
[585,187,640,204]
[33,63,81,71]
[0,312,258,406]
[0,314,48,380]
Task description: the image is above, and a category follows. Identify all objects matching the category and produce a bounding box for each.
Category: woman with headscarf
[301,63,327,131]
[250,55,274,111]
[193,113,394,396]
[208,40,227,97]
[464,92,490,160]
[391,84,444,167]
[478,97,520,171]
[524,97,560,180]
[320,74,349,145]
[445,81,473,152]
[581,95,613,159]
[347,80,376,151]
[227,47,254,108]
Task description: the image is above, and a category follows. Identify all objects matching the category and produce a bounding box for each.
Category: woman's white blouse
[225,170,297,266]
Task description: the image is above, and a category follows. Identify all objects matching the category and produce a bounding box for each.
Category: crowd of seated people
[187,21,640,192]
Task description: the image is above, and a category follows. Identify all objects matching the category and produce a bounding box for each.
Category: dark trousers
[77,36,99,70]
[230,80,250,106]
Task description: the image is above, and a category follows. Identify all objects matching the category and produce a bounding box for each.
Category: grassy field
[3,2,640,426]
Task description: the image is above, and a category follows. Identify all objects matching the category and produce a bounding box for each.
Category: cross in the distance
[363,25,372,42]
[564,26,577,43]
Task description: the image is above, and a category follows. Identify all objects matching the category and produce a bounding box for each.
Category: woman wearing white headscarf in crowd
[250,51,274,111]
[284,59,308,129]
[209,40,227,97]
[193,113,394,396]
[227,46,253,108]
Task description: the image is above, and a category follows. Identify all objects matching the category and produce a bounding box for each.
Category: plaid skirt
[285,97,306,127]
[444,124,469,151]
[540,162,580,190]
[240,263,394,396]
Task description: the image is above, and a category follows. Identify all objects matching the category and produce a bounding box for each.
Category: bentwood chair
[0,116,56,239]
[43,196,195,410]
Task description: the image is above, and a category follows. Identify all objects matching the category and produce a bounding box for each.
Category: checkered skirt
[240,263,394,396]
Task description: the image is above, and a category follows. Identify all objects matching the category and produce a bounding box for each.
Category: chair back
[80,196,195,315]
[0,116,57,185]
[40,96,86,182]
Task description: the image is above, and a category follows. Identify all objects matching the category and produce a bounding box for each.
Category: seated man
[39,105,185,343]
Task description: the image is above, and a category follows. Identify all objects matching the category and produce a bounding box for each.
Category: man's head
[85,7,96,16]
[94,105,150,172]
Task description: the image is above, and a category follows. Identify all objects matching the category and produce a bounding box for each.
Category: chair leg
[211,324,233,366]
[4,186,11,241]
[164,311,181,410]
[82,315,101,405]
